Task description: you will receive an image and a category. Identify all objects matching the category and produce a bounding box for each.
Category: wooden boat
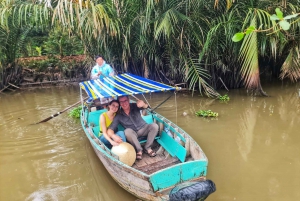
[79,73,216,201]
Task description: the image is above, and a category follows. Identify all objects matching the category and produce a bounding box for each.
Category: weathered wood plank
[134,159,148,167]
[136,157,179,175]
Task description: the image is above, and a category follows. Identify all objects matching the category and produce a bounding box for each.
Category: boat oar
[34,97,88,124]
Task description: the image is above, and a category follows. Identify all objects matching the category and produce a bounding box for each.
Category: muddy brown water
[0,82,300,201]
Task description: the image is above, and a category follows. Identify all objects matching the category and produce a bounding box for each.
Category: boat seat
[157,130,187,163]
[142,114,154,124]
[89,111,157,143]
[139,114,160,143]
[88,109,107,127]
[92,126,100,137]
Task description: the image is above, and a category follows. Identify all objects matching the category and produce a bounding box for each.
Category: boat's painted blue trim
[149,160,208,191]
[153,114,186,143]
[157,130,186,162]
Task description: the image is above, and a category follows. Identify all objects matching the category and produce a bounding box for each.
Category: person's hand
[112,134,123,143]
[136,100,145,108]
[97,71,102,76]
[111,141,120,146]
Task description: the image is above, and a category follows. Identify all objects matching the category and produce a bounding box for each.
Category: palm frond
[280,45,300,81]
[239,17,260,89]
[185,57,220,97]
[238,8,276,90]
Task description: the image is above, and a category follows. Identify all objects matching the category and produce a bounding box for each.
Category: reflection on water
[237,106,257,162]
[25,184,77,201]
[1,83,300,201]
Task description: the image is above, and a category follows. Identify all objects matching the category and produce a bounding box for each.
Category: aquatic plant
[218,94,230,102]
[68,106,82,118]
[195,110,218,117]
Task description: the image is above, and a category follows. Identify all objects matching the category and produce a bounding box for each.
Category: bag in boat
[169,180,216,201]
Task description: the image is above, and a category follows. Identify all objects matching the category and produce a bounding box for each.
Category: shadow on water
[0,81,300,201]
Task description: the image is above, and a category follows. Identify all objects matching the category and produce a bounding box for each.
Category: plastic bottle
[164,127,173,137]
[175,136,181,143]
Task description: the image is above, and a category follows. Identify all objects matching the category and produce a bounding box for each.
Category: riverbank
[0,55,91,93]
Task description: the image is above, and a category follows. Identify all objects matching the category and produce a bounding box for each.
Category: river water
[0,81,300,201]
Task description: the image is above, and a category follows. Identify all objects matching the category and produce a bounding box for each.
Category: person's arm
[109,70,115,77]
[136,99,148,109]
[91,66,102,80]
[107,128,122,143]
[107,64,115,77]
[100,114,120,146]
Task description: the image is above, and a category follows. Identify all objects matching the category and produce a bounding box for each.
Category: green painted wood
[92,126,100,137]
[168,126,186,143]
[138,114,156,143]
[152,115,164,123]
[117,124,125,131]
[153,115,186,143]
[150,165,181,190]
[180,161,207,180]
[88,109,107,126]
[157,130,187,163]
[142,114,154,124]
[150,160,208,191]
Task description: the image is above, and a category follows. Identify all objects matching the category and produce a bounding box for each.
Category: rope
[150,92,174,113]
[142,93,151,108]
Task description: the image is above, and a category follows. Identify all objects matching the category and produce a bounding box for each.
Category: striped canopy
[79,73,180,100]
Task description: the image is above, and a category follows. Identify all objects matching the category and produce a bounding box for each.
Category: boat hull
[81,107,212,200]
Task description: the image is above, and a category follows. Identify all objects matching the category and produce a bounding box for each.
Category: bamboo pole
[34,97,88,124]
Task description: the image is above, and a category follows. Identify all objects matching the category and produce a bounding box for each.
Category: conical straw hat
[111,142,136,166]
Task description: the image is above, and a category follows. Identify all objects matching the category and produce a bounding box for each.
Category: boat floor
[132,143,191,175]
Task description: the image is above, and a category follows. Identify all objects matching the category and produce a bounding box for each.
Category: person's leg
[116,131,126,142]
[124,128,142,153]
[137,123,159,151]
[99,135,112,149]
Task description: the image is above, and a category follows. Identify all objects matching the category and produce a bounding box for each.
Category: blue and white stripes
[79,73,179,100]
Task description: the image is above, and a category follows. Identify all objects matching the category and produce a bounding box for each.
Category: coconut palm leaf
[185,57,220,97]
[238,8,276,93]
[280,45,300,81]
[239,17,260,89]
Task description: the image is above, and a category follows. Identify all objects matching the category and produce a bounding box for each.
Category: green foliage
[218,94,230,102]
[232,26,256,42]
[232,32,245,42]
[2,0,300,96]
[195,110,218,117]
[68,106,82,119]
[35,46,42,56]
[232,8,300,42]
[42,27,84,57]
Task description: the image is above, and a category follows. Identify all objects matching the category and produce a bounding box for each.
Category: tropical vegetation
[0,0,300,97]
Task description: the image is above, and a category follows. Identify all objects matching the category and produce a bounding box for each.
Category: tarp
[79,73,180,100]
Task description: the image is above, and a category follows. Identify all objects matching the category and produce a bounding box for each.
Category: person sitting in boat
[91,55,115,80]
[107,95,159,160]
[99,100,126,149]
[87,55,115,105]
